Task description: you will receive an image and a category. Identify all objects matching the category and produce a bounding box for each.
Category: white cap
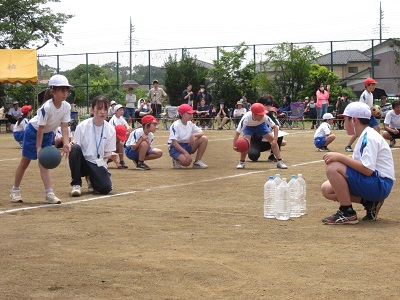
[341,102,371,119]
[110,100,117,105]
[323,113,334,120]
[48,74,73,88]
[114,104,124,113]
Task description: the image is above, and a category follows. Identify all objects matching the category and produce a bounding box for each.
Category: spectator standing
[148,79,167,118]
[125,87,137,126]
[182,84,194,106]
[196,85,213,107]
[316,83,330,127]
[242,95,252,111]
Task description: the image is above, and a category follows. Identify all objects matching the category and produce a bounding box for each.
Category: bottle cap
[291,175,296,178]
[269,176,274,179]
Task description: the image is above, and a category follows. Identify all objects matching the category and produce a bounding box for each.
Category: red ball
[235,137,249,152]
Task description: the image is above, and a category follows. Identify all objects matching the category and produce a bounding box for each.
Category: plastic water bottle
[297,174,307,215]
[288,175,302,218]
[274,174,282,187]
[264,176,276,218]
[275,178,290,220]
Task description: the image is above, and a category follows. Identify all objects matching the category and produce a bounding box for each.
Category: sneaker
[267,154,278,162]
[322,209,359,225]
[318,146,329,152]
[70,185,82,197]
[345,146,353,152]
[193,160,208,169]
[85,176,94,193]
[277,160,288,169]
[362,200,384,221]
[136,161,151,170]
[44,192,61,204]
[389,139,396,148]
[131,158,139,167]
[120,160,128,169]
[172,159,182,169]
[236,161,245,169]
[10,190,23,203]
[18,141,23,149]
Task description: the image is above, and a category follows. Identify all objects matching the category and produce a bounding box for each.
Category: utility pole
[379,1,383,43]
[130,17,135,80]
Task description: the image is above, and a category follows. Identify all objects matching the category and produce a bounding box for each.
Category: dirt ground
[1,122,400,300]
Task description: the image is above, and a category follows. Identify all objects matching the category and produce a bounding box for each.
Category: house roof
[316,50,374,66]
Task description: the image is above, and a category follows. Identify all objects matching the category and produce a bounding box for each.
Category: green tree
[302,64,343,101]
[260,42,320,104]
[0,0,73,50]
[164,50,209,106]
[208,43,258,108]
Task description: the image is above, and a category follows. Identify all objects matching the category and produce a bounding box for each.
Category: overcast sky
[38,0,400,53]
[36,0,400,69]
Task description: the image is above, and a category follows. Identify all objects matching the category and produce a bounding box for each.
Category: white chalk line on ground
[1,141,397,216]
[0,158,323,216]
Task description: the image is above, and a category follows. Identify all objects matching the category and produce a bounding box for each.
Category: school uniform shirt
[55,126,72,139]
[30,100,71,133]
[168,119,202,144]
[13,118,29,132]
[126,128,154,147]
[353,126,395,181]
[236,111,276,134]
[73,118,116,165]
[359,90,373,108]
[109,114,127,127]
[383,110,400,129]
[314,122,331,139]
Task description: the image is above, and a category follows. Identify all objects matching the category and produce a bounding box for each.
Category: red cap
[115,124,127,141]
[178,104,196,114]
[250,103,268,116]
[365,77,378,86]
[21,105,32,114]
[141,115,159,125]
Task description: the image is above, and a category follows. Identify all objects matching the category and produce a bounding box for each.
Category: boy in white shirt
[321,102,395,224]
[108,104,132,168]
[313,113,336,152]
[125,115,163,170]
[382,100,400,147]
[168,104,208,169]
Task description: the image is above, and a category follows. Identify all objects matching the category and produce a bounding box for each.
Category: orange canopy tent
[0,49,38,84]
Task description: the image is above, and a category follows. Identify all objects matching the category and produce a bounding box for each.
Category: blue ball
[39,146,62,169]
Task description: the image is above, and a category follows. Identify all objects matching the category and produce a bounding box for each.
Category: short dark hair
[392,100,400,109]
[92,95,109,110]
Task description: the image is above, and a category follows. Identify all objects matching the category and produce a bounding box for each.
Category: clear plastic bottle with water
[274,174,282,187]
[289,175,302,218]
[275,178,290,220]
[264,176,276,218]
[297,174,307,215]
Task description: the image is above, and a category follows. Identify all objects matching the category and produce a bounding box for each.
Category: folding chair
[161,105,179,130]
[287,102,305,129]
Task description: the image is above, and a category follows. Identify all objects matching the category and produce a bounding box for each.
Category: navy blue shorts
[314,137,326,148]
[243,123,271,137]
[125,145,153,161]
[22,124,54,160]
[346,167,393,201]
[369,116,379,127]
[169,142,192,159]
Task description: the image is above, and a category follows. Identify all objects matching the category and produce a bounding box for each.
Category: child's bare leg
[192,136,208,161]
[325,134,336,146]
[39,163,52,190]
[145,148,163,161]
[138,141,150,161]
[13,157,31,187]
